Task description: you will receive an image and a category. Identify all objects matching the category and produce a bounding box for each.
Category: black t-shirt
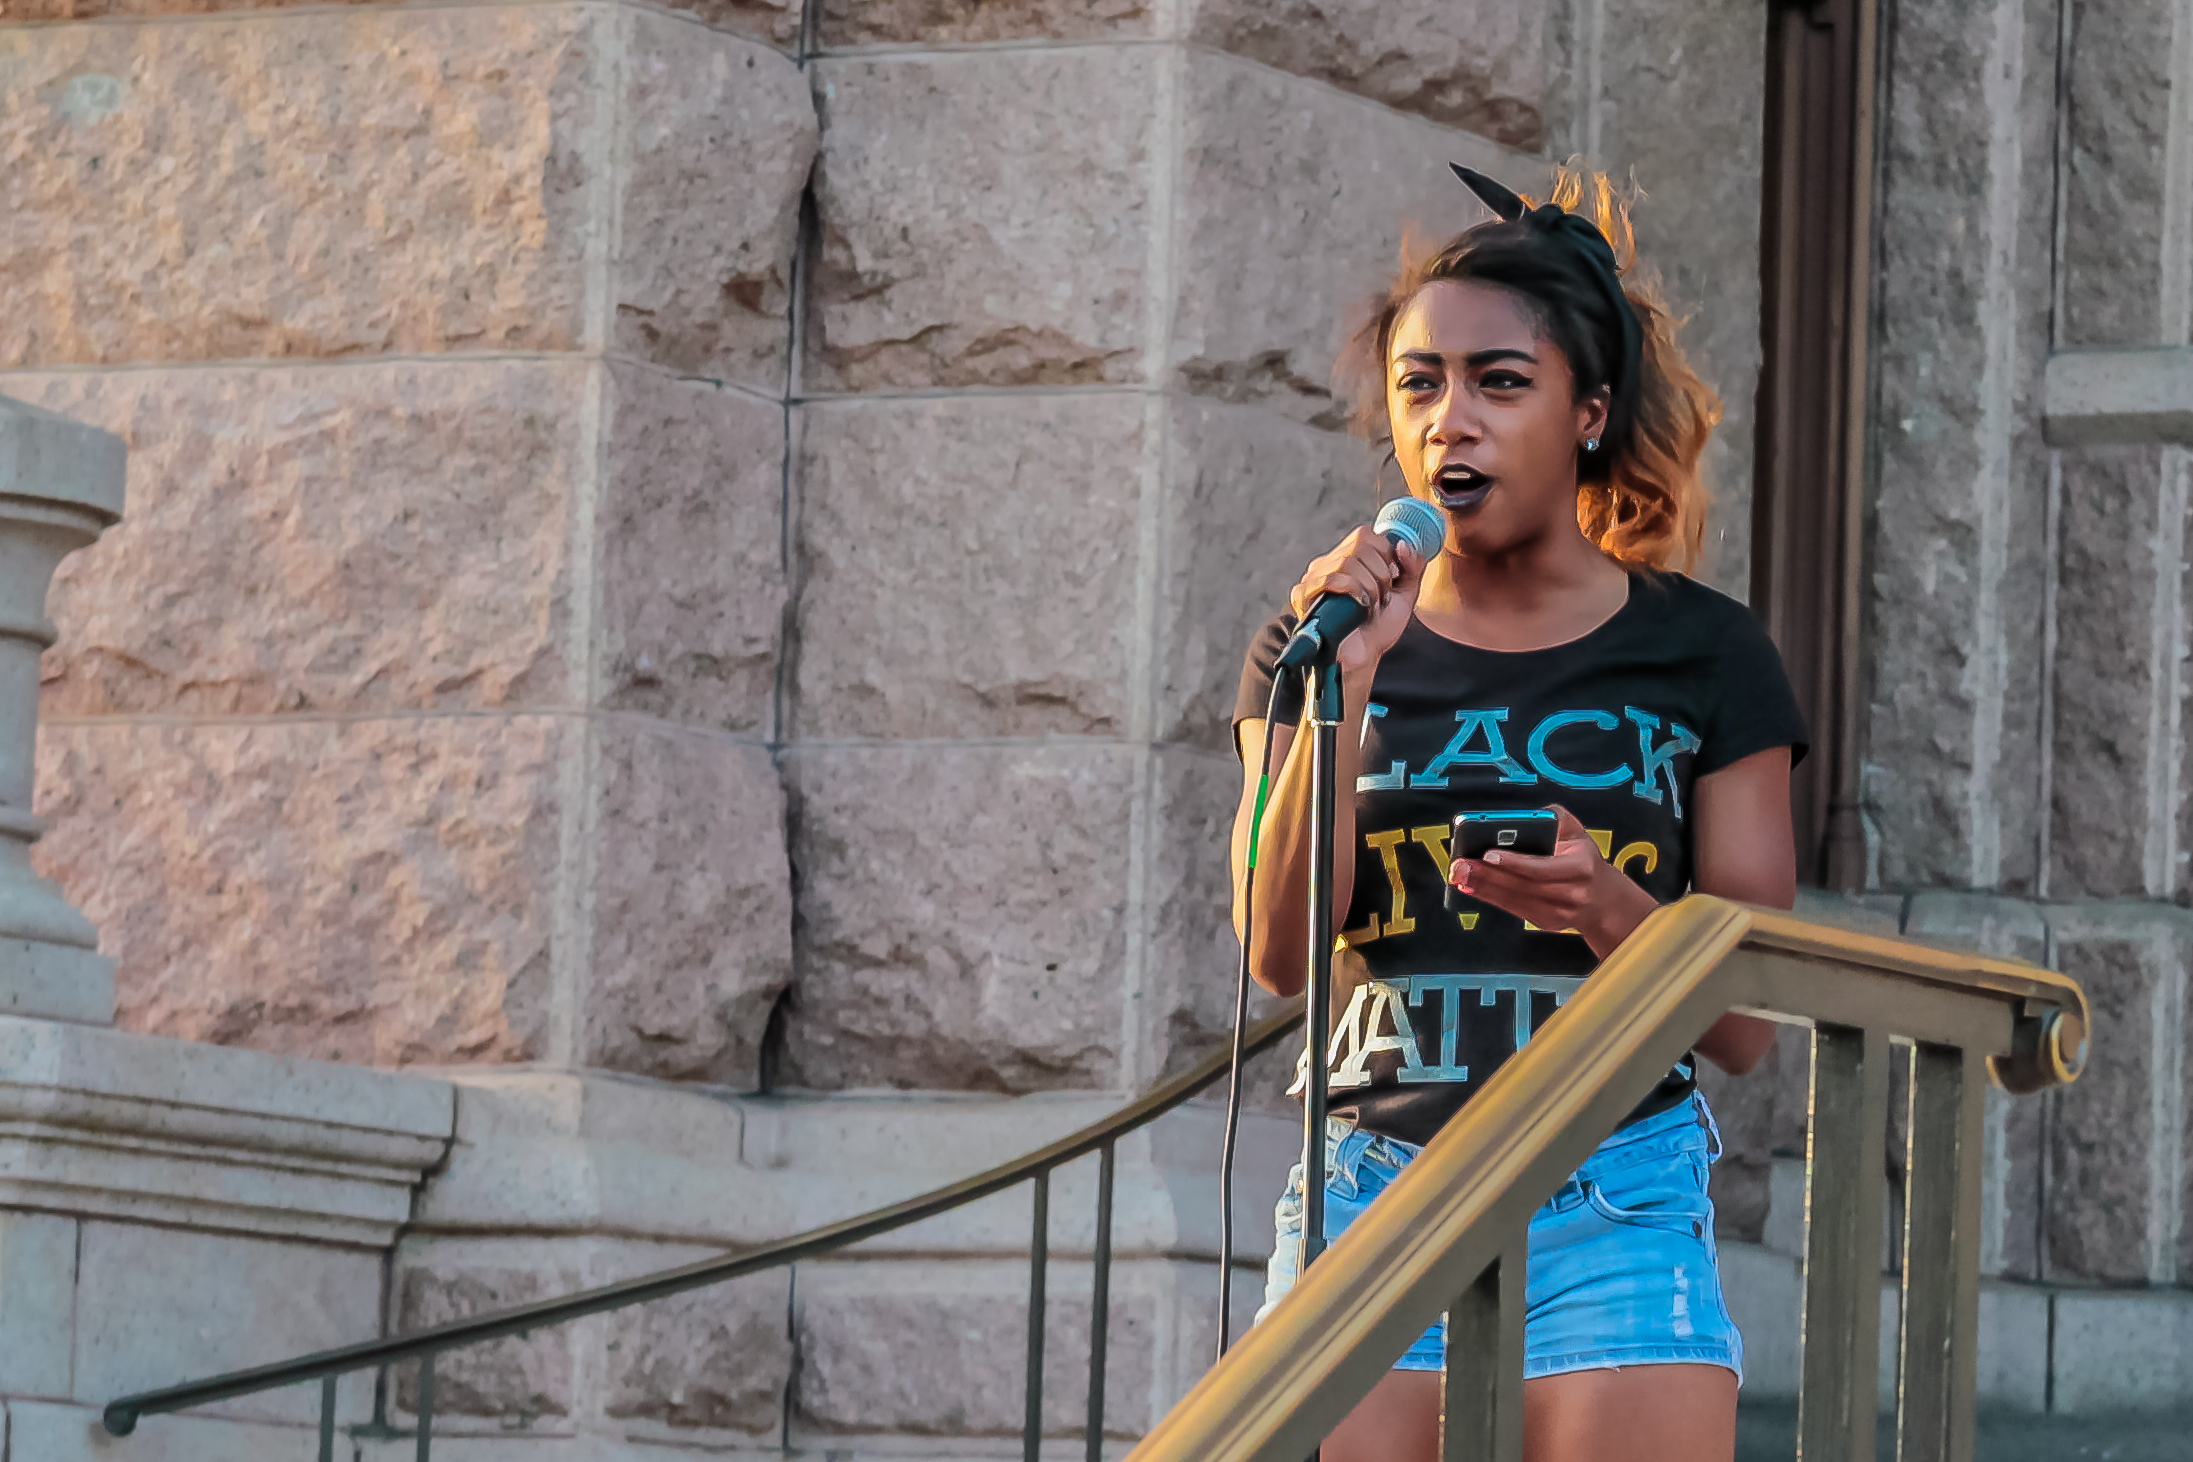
[1234,570,1807,1147]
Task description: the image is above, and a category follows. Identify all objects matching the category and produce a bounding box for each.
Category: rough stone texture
[2057,0,2175,348]
[16,360,784,732]
[791,394,1145,740]
[2048,448,2170,899]
[1861,0,2058,890]
[1183,0,1554,147]
[612,10,818,387]
[806,50,1158,392]
[2,0,803,51]
[32,718,562,1068]
[0,8,813,383]
[781,743,1135,1092]
[1591,0,1768,594]
[1903,892,2050,1278]
[792,1258,1159,1437]
[0,1211,76,1401]
[1139,745,1293,1094]
[597,365,787,736]
[73,1221,379,1427]
[817,0,1152,46]
[602,1278,793,1434]
[0,9,599,366]
[17,364,582,719]
[2045,903,2187,1283]
[582,726,790,1087]
[1171,52,1498,432]
[391,1238,791,1433]
[1154,398,1381,749]
[396,1262,576,1423]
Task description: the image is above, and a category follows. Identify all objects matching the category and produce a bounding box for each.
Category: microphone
[1274,496,1446,670]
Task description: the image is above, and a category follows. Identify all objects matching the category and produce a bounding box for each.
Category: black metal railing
[100,1008,1306,1459]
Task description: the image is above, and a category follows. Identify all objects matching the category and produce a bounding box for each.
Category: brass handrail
[1126,895,2088,1462]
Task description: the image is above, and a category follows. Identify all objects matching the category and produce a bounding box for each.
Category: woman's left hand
[1451,805,1659,959]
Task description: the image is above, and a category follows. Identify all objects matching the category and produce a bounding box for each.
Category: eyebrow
[1392,347,1539,371]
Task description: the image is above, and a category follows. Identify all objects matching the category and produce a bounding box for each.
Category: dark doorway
[1751,0,1882,888]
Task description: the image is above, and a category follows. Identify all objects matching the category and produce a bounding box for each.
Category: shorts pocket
[1582,1152,1712,1239]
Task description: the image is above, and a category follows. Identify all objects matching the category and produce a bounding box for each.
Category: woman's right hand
[1288,523,1429,671]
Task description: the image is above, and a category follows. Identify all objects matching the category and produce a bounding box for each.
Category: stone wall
[1855,0,2193,1305]
[43,0,2193,1440]
[7,0,811,1086]
[1,0,1789,1447]
[777,0,1769,1102]
[9,0,1771,1105]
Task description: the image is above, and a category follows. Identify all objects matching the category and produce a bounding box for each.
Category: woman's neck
[1412,528,1634,652]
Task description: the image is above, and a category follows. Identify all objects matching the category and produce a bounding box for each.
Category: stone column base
[0,937,113,1027]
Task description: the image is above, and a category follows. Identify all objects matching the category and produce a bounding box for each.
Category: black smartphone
[1452,809,1559,861]
[1445,810,1560,912]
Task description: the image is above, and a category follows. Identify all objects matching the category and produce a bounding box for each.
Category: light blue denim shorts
[1259,1094,1743,1380]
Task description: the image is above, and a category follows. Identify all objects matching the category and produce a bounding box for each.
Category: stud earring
[1584,437,1600,453]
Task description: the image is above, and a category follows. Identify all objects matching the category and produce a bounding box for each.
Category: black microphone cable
[1217,668,1291,1359]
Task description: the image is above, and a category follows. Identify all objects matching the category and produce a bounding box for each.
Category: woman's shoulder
[1625,569,1773,642]
[1242,608,1299,672]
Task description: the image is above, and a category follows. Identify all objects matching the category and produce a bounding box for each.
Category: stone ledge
[1722,1235,2193,1415]
[2044,348,2193,447]
[5,1400,329,1462]
[414,1069,793,1244]
[0,1015,453,1245]
[416,1071,1298,1263]
[745,1090,1297,1262]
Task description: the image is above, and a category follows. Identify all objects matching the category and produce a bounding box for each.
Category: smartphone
[1446,810,1560,912]
[1453,809,1559,860]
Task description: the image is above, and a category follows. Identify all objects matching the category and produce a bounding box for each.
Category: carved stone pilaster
[0,396,125,1024]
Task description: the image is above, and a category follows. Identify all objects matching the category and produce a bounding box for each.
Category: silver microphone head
[1373,495,1447,560]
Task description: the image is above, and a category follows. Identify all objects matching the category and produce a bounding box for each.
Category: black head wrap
[1448,164,1645,458]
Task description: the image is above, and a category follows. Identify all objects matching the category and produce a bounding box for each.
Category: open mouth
[1432,463,1493,512]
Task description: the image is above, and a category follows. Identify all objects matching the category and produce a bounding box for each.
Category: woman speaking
[1231,164,1806,1462]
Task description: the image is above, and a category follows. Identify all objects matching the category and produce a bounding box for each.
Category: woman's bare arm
[1228,530,1424,999]
[1230,681,1372,998]
[1448,745,1796,1075]
[1684,746,1796,1073]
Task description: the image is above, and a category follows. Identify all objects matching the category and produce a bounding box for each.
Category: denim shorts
[1259,1094,1743,1380]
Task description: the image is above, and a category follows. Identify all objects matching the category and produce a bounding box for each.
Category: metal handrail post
[1301,655,1345,1275]
[1439,1226,1525,1462]
[1026,1168,1052,1462]
[1798,1024,1892,1462]
[1895,1043,1986,1462]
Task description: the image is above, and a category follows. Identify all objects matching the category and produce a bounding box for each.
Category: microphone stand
[1299,647,1345,1275]
[1295,646,1345,1462]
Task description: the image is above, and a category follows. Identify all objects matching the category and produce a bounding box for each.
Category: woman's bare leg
[1322,1370,1441,1462]
[1317,1363,1737,1462]
[1524,1364,1738,1462]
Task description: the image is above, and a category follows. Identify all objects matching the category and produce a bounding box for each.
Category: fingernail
[1484,851,1502,865]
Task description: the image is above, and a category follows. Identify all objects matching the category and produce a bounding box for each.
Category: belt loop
[1695,1091,1725,1163]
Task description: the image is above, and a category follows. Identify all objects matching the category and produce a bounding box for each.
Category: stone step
[1736,1403,2193,1462]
